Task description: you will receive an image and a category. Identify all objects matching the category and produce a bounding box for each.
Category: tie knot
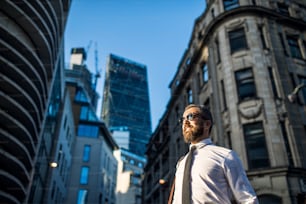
[190,146,196,153]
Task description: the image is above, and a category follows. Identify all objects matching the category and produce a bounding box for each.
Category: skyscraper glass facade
[101,54,152,155]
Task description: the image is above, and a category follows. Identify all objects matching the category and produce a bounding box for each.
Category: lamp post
[287,83,306,103]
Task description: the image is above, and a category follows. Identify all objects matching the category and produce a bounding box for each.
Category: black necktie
[182,146,196,204]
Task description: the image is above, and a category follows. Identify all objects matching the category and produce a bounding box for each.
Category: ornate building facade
[143,0,306,203]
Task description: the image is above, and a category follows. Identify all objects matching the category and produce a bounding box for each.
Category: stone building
[143,0,306,203]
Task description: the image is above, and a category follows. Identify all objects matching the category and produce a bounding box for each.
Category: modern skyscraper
[101,54,152,156]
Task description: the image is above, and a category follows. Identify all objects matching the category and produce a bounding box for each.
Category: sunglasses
[179,113,201,124]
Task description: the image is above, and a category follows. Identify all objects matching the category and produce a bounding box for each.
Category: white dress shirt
[172,138,258,204]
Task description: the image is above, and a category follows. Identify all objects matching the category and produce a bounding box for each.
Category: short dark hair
[184,104,214,132]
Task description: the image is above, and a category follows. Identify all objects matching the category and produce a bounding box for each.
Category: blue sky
[64,1,206,130]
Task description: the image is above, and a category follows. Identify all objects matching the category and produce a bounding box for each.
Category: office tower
[144,0,306,203]
[65,48,118,204]
[0,1,71,203]
[101,54,152,156]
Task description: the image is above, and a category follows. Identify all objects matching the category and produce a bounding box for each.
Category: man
[170,104,259,204]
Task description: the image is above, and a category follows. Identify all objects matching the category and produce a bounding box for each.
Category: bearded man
[169,104,259,204]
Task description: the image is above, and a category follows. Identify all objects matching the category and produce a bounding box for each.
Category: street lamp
[159,178,167,186]
[50,161,58,168]
[287,83,306,103]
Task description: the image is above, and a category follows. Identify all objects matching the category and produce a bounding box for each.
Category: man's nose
[183,119,190,125]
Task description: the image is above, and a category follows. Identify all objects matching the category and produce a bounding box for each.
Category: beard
[183,122,204,143]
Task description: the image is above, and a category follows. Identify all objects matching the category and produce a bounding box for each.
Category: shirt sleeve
[224,151,259,204]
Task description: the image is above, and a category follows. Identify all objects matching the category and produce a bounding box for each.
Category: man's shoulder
[207,144,233,155]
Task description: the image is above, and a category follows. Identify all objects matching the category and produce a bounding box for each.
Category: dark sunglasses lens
[186,114,193,120]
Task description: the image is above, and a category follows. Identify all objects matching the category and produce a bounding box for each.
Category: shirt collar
[189,138,212,150]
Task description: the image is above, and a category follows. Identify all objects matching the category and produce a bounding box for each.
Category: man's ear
[204,120,211,130]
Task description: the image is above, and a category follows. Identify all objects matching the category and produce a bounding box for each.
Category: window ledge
[291,57,306,66]
[231,49,249,58]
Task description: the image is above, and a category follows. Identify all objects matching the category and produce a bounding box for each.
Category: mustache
[183,124,193,132]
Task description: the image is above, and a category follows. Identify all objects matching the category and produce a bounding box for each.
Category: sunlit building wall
[110,126,130,150]
[101,54,152,156]
[144,0,306,203]
[0,1,71,203]
[114,148,146,204]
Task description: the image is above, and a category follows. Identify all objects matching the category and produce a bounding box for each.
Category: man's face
[181,107,204,143]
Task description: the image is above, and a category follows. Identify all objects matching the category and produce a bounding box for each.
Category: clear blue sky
[64,0,206,130]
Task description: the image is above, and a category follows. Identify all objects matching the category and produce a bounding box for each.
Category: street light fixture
[159,178,167,185]
[50,161,58,168]
[287,83,306,103]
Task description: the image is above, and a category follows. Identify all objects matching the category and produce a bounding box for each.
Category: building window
[202,63,209,83]
[80,166,89,184]
[229,28,248,53]
[83,145,91,162]
[77,189,88,204]
[187,88,193,104]
[287,36,302,59]
[299,77,306,103]
[277,3,289,16]
[235,68,256,101]
[80,106,98,121]
[280,122,294,166]
[223,0,239,11]
[186,57,191,65]
[243,122,269,169]
[211,8,215,18]
[77,124,99,138]
[258,25,267,49]
[215,39,221,63]
[226,131,232,149]
[258,195,282,204]
[279,33,288,56]
[268,67,279,98]
[75,88,89,103]
[221,80,227,110]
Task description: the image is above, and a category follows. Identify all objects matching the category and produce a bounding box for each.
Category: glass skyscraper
[101,54,152,155]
